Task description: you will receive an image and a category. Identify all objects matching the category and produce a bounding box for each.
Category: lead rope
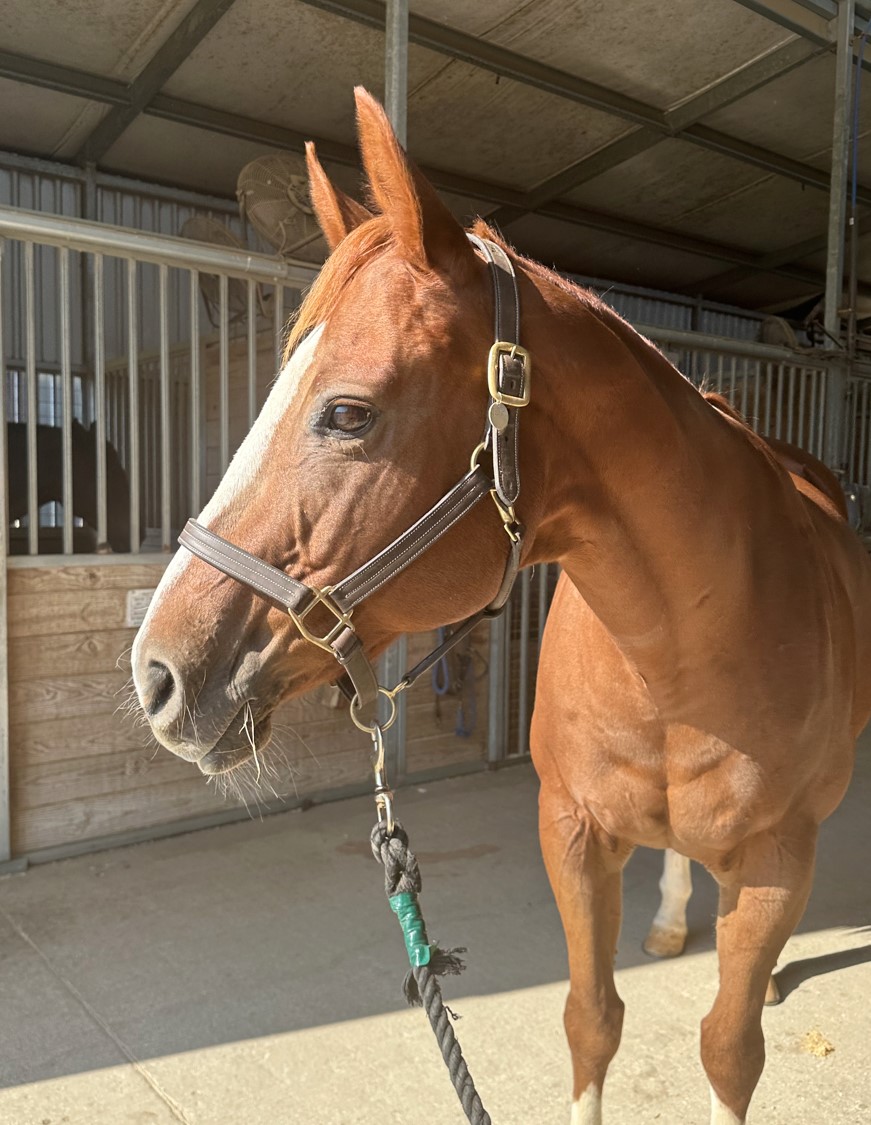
[368,725,492,1125]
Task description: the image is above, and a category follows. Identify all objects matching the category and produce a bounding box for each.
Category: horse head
[132,89,543,775]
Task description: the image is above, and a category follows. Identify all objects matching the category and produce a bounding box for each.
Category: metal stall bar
[778,362,792,436]
[159,263,171,549]
[864,380,871,485]
[190,270,202,516]
[273,284,285,374]
[516,567,531,757]
[798,366,809,449]
[0,206,313,287]
[855,380,863,483]
[385,0,409,147]
[219,273,229,476]
[752,358,761,427]
[380,635,408,780]
[0,236,12,866]
[93,253,107,546]
[247,279,257,428]
[808,368,820,456]
[487,612,509,763]
[59,246,73,554]
[816,368,828,459]
[24,241,37,554]
[537,563,549,653]
[126,258,140,550]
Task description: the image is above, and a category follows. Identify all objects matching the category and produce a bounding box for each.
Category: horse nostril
[144,660,177,718]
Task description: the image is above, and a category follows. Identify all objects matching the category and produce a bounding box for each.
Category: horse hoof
[642,925,687,959]
[764,976,782,1006]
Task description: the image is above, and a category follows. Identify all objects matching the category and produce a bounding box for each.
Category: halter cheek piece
[178,235,531,733]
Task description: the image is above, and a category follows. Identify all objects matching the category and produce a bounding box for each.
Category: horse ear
[306,142,373,251]
[353,86,476,279]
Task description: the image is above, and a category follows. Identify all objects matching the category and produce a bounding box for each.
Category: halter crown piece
[178,235,531,770]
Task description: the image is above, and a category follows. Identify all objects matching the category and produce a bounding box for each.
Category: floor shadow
[772,931,871,1002]
[0,737,868,1090]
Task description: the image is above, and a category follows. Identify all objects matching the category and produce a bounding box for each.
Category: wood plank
[12,743,373,854]
[9,711,156,762]
[7,561,168,595]
[8,589,134,638]
[13,776,231,854]
[8,628,138,681]
[12,737,369,812]
[9,671,132,722]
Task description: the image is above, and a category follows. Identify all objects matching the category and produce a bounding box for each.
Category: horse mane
[470,219,612,317]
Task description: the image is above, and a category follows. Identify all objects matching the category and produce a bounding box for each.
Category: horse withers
[131,89,871,1123]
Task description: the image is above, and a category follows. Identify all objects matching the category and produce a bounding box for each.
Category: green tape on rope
[389,891,432,967]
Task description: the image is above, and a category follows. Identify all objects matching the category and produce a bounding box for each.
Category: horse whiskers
[270,720,321,766]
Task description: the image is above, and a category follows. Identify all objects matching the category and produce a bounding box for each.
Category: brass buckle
[487,341,531,408]
[289,586,353,652]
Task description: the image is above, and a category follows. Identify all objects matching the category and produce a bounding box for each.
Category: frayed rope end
[402,945,468,1006]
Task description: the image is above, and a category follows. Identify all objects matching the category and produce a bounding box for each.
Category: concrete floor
[0,743,869,1125]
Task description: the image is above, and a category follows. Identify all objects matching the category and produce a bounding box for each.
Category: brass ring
[349,689,397,734]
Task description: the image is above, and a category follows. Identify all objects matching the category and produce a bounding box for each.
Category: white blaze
[131,323,325,676]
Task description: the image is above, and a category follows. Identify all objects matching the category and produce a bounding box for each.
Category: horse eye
[326,402,373,435]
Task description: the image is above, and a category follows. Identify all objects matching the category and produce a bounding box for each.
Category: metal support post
[824,0,855,467]
[379,637,408,779]
[487,612,509,763]
[381,1,409,779]
[824,0,855,344]
[385,0,409,147]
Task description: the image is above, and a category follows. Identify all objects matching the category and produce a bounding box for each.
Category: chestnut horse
[132,89,871,1123]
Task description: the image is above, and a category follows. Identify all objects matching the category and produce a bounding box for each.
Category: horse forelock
[285,216,393,362]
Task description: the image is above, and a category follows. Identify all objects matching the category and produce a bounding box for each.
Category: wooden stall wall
[7,558,489,860]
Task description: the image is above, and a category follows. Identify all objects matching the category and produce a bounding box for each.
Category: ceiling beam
[732,0,871,45]
[296,0,871,203]
[75,0,238,164]
[0,48,861,292]
[730,0,835,42]
[689,232,835,295]
[300,0,664,128]
[487,36,827,230]
[0,48,128,105]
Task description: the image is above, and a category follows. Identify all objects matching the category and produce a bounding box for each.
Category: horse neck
[520,280,795,685]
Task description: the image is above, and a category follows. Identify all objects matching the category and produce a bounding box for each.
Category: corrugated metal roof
[1,0,867,315]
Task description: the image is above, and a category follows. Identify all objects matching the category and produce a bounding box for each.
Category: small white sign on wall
[126,588,156,628]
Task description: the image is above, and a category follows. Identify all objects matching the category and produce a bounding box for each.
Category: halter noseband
[178,235,531,734]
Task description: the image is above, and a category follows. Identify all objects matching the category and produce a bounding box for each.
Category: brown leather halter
[178,236,530,745]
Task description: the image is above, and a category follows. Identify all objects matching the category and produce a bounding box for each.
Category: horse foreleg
[701,820,817,1123]
[643,849,781,1000]
[643,848,692,958]
[539,783,633,1124]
